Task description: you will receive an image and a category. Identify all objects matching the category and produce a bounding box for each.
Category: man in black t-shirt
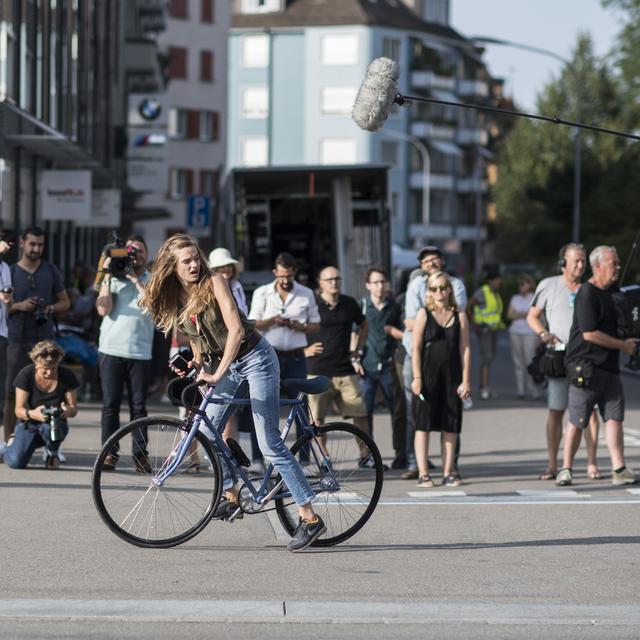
[557,246,638,487]
[305,266,378,465]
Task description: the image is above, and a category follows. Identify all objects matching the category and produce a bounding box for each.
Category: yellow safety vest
[473,284,505,330]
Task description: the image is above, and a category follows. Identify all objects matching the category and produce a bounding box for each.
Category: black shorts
[568,367,624,428]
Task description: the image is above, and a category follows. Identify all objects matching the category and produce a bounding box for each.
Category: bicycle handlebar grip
[180,379,211,412]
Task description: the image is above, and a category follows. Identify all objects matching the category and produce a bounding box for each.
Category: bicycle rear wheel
[92,416,223,548]
[274,422,384,546]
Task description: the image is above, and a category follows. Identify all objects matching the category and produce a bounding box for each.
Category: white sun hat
[208,247,239,269]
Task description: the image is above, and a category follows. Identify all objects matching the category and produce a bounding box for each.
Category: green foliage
[494,32,637,271]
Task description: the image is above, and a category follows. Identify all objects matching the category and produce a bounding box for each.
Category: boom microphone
[352,57,640,141]
[351,57,400,132]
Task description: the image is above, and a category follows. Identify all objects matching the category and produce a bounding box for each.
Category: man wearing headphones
[527,243,601,481]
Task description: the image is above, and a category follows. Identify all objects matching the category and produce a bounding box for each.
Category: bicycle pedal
[225,438,251,467]
[226,507,244,522]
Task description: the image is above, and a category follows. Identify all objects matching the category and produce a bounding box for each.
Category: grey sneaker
[556,468,573,486]
[287,516,326,552]
[612,467,636,486]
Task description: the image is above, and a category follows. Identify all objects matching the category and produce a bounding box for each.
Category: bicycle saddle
[281,376,330,396]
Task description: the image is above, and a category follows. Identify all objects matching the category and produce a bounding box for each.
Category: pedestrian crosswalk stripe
[516,489,583,497]
[407,491,466,498]
[627,488,640,494]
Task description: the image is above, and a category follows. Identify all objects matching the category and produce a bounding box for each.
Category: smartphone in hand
[169,353,197,378]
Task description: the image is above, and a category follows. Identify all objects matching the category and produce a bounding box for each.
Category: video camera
[95,232,139,288]
[613,285,640,370]
[42,405,64,442]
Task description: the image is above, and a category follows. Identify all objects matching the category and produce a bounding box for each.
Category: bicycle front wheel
[274,422,384,546]
[92,416,223,548]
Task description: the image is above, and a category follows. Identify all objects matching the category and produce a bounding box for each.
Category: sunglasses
[429,285,449,292]
[37,350,60,359]
[27,274,36,290]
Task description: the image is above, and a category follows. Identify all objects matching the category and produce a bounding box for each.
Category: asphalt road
[1,337,639,639]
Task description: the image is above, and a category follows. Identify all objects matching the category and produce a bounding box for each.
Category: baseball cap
[417,245,443,262]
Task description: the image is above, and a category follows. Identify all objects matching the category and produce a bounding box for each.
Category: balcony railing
[411,71,456,92]
[408,223,487,241]
[410,172,454,190]
[456,128,489,145]
[457,177,488,193]
[410,122,456,140]
[457,79,489,98]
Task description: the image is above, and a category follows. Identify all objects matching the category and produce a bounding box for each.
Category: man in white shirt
[249,253,321,461]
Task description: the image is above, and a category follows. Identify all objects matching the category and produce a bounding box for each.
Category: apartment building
[135,0,230,254]
[226,0,493,273]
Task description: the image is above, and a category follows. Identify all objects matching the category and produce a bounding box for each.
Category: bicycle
[91,375,384,549]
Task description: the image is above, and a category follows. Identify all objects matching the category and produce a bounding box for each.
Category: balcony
[410,122,455,140]
[411,71,456,92]
[410,172,454,190]
[408,223,487,241]
[456,128,489,145]
[457,79,489,98]
[457,177,488,193]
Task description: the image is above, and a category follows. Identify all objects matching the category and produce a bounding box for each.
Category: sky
[451,0,623,111]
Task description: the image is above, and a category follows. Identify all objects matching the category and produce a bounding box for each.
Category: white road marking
[516,489,585,497]
[407,491,467,498]
[1,599,640,625]
[626,488,640,494]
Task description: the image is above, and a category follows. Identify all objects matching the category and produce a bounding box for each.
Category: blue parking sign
[186,195,211,236]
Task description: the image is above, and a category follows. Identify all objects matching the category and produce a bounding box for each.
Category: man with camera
[4,227,70,444]
[96,234,154,471]
[556,246,637,486]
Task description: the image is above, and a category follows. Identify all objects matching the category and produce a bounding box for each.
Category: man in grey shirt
[527,243,601,481]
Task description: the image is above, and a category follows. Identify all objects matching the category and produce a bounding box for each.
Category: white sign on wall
[40,170,92,221]
[127,94,168,192]
[85,189,121,227]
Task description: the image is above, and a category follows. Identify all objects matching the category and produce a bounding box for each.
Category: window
[240,0,281,14]
[241,137,268,166]
[200,50,214,82]
[170,168,194,198]
[380,141,398,166]
[382,38,400,62]
[320,35,358,66]
[186,110,200,139]
[169,0,188,18]
[320,87,357,115]
[169,47,188,79]
[201,0,214,22]
[319,139,357,164]
[391,192,400,220]
[241,35,269,68]
[168,108,188,139]
[200,111,220,141]
[200,169,219,197]
[241,86,269,119]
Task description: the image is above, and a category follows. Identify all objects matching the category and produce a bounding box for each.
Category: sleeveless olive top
[178,298,258,358]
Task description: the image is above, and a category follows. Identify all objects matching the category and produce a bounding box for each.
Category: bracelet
[539,331,548,338]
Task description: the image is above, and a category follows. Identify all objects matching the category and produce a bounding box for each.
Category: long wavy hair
[139,234,215,333]
[423,271,458,313]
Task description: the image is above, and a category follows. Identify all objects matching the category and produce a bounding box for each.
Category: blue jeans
[360,369,395,439]
[100,354,151,458]
[4,420,68,468]
[203,338,315,506]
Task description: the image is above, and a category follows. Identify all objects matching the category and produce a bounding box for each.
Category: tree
[493,34,633,268]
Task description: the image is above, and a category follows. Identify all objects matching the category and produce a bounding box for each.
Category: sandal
[539,470,557,481]
[417,475,434,488]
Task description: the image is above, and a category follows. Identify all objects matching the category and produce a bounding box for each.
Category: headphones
[558,243,585,270]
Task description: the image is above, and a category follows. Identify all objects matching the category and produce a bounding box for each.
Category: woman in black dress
[411,271,471,487]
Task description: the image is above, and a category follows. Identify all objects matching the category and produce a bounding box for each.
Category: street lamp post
[472,36,582,243]
[377,128,431,244]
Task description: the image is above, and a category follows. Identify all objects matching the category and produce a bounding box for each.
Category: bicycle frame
[153,385,334,506]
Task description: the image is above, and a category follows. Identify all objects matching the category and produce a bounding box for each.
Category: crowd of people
[0,228,637,493]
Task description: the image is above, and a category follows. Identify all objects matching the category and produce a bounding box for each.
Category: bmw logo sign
[138,97,162,121]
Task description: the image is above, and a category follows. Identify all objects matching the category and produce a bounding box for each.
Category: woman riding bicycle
[140,234,325,552]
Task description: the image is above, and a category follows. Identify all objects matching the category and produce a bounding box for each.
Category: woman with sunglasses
[1,340,79,468]
[411,271,471,487]
[139,234,325,552]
